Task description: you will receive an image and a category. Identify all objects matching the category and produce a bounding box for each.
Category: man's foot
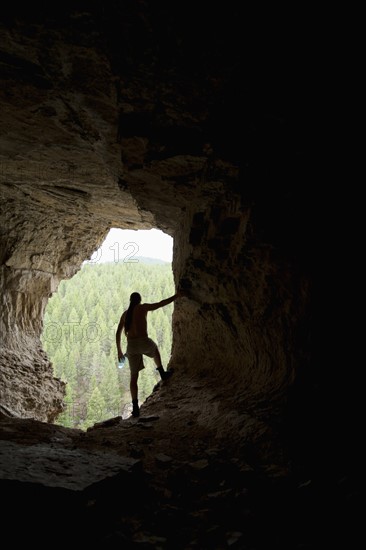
[157,367,173,381]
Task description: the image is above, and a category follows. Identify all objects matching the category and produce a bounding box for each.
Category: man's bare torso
[124,304,148,339]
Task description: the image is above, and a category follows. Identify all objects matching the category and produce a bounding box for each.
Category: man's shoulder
[138,304,150,313]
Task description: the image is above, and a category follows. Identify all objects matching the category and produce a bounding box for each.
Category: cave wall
[0,5,154,419]
[0,3,313,466]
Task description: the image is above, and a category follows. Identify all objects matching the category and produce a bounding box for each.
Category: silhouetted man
[116,290,183,417]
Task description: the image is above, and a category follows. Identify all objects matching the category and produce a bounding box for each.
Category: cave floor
[0,380,359,549]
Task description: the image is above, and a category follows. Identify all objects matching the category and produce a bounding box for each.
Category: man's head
[130,292,141,305]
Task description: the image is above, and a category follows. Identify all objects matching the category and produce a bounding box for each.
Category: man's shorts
[126,337,158,375]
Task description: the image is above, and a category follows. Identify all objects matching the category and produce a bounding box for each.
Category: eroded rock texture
[0,3,313,433]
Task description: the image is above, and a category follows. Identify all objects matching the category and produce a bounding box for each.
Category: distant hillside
[132,256,170,265]
[84,256,170,266]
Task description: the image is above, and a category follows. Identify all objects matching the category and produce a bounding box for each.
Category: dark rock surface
[0,410,360,548]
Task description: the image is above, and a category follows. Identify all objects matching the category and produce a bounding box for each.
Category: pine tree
[100,362,122,418]
[55,383,74,428]
[83,386,106,429]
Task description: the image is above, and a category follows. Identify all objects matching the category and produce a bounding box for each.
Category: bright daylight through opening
[41,229,174,429]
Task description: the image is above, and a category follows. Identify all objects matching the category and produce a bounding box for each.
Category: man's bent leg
[153,348,172,381]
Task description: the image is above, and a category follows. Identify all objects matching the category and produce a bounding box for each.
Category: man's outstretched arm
[144,290,184,311]
[116,312,125,360]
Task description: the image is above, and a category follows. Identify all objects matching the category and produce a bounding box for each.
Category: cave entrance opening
[41,228,174,430]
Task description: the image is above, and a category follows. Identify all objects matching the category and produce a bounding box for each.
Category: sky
[86,228,173,264]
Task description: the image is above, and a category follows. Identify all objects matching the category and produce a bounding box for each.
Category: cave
[0,3,359,548]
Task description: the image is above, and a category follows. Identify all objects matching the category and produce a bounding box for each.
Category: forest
[41,259,174,430]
